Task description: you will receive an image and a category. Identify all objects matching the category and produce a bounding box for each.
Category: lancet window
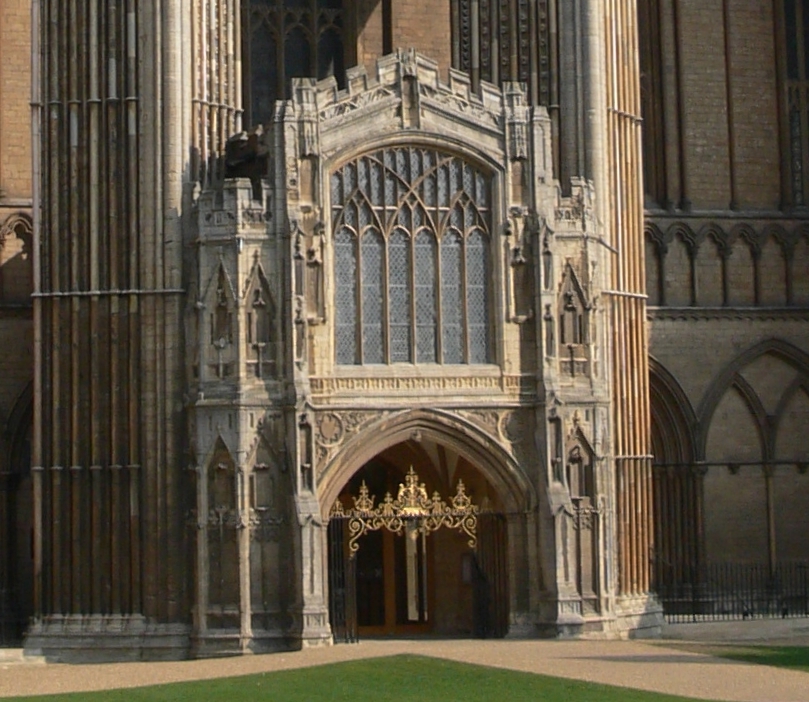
[243,0,344,126]
[451,0,554,107]
[331,148,493,366]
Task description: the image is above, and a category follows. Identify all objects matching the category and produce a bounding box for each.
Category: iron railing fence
[655,561,809,623]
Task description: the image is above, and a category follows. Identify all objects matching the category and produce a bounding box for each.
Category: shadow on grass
[4,655,718,702]
[659,644,809,673]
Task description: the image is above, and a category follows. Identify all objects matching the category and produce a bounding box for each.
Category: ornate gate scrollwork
[330,467,479,556]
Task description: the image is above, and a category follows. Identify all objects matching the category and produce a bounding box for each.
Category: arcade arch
[319,411,531,639]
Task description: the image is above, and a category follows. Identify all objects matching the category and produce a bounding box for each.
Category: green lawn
[706,645,809,672]
[5,655,715,702]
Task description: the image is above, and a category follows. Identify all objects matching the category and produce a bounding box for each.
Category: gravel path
[1,637,808,702]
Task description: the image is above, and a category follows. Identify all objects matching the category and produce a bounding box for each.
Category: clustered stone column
[603,0,655,601]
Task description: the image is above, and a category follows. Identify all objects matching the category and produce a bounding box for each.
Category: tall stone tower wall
[27,0,239,659]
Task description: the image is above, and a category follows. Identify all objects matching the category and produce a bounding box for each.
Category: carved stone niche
[243,254,278,379]
[208,437,237,513]
[558,262,591,378]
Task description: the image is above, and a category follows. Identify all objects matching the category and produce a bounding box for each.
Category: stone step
[0,648,46,665]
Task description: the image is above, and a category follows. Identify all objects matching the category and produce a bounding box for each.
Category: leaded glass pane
[335,228,357,364]
[389,231,412,362]
[345,162,356,194]
[396,150,408,182]
[330,172,342,207]
[449,204,463,230]
[343,201,357,229]
[437,166,449,205]
[476,172,488,207]
[463,163,474,195]
[441,233,463,364]
[385,170,398,206]
[415,232,437,363]
[464,201,475,228]
[424,172,436,206]
[359,199,373,229]
[357,157,370,194]
[410,149,422,180]
[466,229,490,363]
[370,159,383,203]
[413,203,425,228]
[361,230,384,363]
[332,147,492,367]
[449,160,462,196]
[423,149,435,171]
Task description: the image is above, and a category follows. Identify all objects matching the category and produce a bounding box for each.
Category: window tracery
[331,148,493,366]
[243,0,343,127]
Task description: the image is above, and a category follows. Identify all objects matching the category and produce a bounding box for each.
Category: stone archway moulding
[316,408,535,518]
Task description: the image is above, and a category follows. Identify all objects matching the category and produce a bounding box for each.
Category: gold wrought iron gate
[327,467,508,641]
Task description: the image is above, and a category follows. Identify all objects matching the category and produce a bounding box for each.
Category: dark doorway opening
[326,444,509,642]
[0,409,32,646]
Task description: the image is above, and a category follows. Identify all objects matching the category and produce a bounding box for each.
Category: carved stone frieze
[319,86,398,123]
[418,83,501,130]
[310,375,536,396]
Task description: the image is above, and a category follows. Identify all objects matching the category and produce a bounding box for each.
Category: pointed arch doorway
[327,440,508,641]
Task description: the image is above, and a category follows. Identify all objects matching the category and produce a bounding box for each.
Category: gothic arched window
[332,148,493,366]
[243,0,344,127]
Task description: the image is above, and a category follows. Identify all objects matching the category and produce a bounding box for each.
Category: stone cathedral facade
[0,0,807,660]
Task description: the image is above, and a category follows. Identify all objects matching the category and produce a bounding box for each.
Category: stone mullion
[194,464,209,641]
[460,235,470,363]
[137,0,159,621]
[105,0,119,498]
[548,0,560,178]
[125,0,141,616]
[770,1,787,206]
[69,0,84,613]
[528,0,539,103]
[45,0,65,617]
[721,0,736,210]
[162,0,186,624]
[238,467,252,647]
[436,234,444,364]
[69,465,82,614]
[107,464,121,613]
[50,466,63,613]
[672,0,690,209]
[656,0,678,209]
[30,0,45,616]
[191,0,202,181]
